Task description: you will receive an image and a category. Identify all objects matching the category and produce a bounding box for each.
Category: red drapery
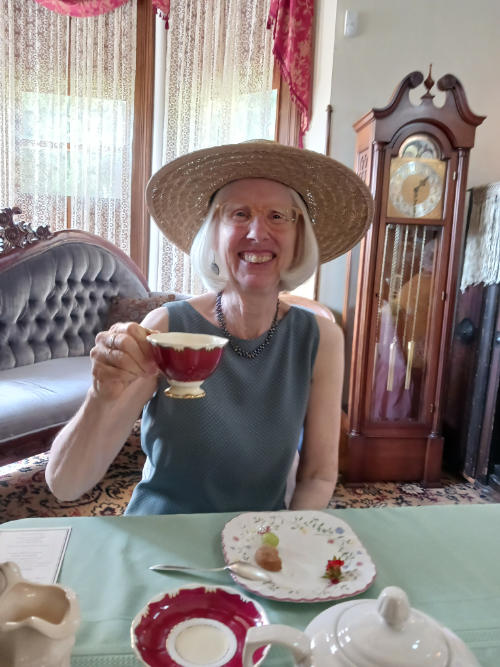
[267,0,313,148]
[33,0,171,25]
[33,0,313,145]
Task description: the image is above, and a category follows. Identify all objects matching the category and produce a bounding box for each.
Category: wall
[304,0,337,153]
[314,0,500,314]
[298,0,338,302]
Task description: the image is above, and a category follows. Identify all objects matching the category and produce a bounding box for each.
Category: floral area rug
[1,421,498,524]
[1,421,145,523]
[329,475,499,509]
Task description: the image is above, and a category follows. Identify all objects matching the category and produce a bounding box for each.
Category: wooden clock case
[343,69,485,484]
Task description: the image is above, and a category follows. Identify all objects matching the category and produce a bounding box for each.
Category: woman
[46,141,373,514]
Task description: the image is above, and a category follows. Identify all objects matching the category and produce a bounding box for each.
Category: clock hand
[413,181,423,217]
[413,176,429,196]
[413,176,430,215]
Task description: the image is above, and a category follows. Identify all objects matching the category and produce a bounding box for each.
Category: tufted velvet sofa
[0,220,163,466]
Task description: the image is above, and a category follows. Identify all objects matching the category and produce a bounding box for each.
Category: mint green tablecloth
[3,505,500,666]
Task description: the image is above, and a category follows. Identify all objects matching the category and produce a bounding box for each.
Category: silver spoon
[149,560,272,583]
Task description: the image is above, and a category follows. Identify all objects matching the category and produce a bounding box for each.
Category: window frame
[129,0,155,275]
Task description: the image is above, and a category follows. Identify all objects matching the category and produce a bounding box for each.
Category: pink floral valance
[267,0,313,148]
[33,0,171,25]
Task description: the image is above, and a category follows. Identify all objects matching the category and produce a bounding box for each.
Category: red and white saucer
[131,584,269,667]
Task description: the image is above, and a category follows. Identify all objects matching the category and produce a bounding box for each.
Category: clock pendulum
[402,227,419,390]
[373,224,391,387]
[386,224,402,391]
[386,225,399,391]
[405,226,428,390]
[387,225,409,391]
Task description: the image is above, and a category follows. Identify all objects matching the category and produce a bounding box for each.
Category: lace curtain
[0,0,137,254]
[149,0,276,293]
[461,183,500,290]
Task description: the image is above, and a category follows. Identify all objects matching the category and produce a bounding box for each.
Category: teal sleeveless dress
[125,300,319,515]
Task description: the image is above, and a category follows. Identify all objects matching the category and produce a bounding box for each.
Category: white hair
[190,186,319,292]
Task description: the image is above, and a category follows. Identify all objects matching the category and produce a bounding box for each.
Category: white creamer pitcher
[0,561,80,667]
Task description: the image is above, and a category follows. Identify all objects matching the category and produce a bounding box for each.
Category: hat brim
[146,141,373,264]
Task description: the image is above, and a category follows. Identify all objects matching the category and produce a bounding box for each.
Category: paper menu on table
[0,527,71,584]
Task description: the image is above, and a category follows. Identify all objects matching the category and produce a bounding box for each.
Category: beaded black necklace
[215,291,280,359]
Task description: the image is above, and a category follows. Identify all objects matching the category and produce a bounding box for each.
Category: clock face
[388,158,445,219]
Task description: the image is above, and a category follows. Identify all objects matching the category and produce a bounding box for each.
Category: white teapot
[243,586,479,667]
[0,561,80,667]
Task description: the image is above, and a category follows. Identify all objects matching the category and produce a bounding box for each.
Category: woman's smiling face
[214,178,298,292]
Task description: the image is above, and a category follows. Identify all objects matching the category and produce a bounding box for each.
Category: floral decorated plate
[221,511,376,602]
[131,584,269,666]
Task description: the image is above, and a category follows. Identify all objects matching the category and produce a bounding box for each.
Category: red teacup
[147,332,228,398]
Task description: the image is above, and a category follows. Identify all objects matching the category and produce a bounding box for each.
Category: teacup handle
[243,625,312,667]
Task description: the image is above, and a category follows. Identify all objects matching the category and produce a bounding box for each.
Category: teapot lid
[335,587,449,667]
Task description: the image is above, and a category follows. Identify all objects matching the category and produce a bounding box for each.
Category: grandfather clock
[344,68,485,484]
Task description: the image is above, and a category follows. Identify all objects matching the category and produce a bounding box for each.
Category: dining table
[2,503,500,666]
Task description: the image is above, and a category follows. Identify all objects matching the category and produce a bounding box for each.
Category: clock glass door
[370,223,441,423]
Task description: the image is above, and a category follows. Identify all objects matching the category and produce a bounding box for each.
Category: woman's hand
[90,322,159,400]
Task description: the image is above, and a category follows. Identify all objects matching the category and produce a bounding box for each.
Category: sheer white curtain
[0,0,137,254]
[0,2,68,228]
[149,0,276,293]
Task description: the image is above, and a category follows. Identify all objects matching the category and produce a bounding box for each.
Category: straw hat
[146,141,373,264]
